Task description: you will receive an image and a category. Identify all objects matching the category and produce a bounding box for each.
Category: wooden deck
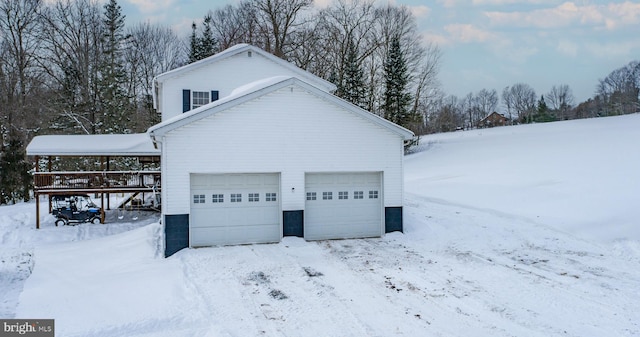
[34,171,161,194]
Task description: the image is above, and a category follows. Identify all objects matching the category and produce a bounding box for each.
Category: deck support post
[106,156,111,210]
[35,193,40,229]
[101,193,105,224]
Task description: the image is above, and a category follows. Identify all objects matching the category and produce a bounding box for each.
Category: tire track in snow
[401,195,640,336]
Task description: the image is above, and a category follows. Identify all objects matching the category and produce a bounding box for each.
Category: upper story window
[183,90,220,112]
[192,91,210,109]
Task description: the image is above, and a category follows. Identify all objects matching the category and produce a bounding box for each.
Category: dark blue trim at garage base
[385,207,403,233]
[165,214,189,257]
[283,210,304,237]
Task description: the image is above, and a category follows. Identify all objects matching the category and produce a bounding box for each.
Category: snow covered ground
[2,114,639,336]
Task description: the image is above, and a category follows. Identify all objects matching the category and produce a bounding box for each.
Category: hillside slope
[406,114,640,245]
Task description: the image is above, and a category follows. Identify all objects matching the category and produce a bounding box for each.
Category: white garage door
[190,173,280,247]
[305,172,382,240]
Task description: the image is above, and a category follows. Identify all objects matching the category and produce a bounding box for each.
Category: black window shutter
[182,89,191,112]
[211,90,219,102]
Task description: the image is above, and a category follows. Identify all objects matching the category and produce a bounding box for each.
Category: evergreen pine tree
[200,14,217,59]
[0,138,31,204]
[99,0,131,134]
[328,70,339,93]
[343,38,366,109]
[189,22,199,63]
[188,15,218,64]
[382,36,413,127]
[535,95,555,122]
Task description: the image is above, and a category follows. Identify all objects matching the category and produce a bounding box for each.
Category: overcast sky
[119,0,640,104]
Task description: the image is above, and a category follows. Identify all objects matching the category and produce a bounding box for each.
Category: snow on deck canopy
[26,133,159,157]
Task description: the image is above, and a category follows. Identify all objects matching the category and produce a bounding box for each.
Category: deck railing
[34,171,161,193]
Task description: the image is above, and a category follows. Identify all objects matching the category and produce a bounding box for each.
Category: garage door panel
[191,206,278,227]
[190,173,280,246]
[305,172,382,241]
[191,224,280,247]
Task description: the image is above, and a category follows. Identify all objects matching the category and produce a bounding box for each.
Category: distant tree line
[424,60,640,133]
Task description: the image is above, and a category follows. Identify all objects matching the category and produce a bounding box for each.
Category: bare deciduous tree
[503,83,536,123]
[252,0,313,58]
[546,84,574,120]
[475,88,499,119]
[597,61,639,116]
[126,22,185,128]
[0,0,43,138]
[39,0,104,134]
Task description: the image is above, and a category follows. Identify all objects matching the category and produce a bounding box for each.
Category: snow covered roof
[148,76,414,141]
[152,44,337,109]
[26,133,159,157]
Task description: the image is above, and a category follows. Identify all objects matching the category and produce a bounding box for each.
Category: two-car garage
[149,73,414,257]
[189,172,383,247]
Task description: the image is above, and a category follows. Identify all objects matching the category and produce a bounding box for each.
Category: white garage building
[149,45,413,256]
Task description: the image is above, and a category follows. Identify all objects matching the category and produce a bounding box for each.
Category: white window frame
[354,191,364,199]
[249,193,259,202]
[212,194,224,203]
[338,191,348,200]
[192,91,210,109]
[231,193,242,203]
[266,193,277,202]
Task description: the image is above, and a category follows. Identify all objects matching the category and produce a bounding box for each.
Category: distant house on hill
[479,112,509,128]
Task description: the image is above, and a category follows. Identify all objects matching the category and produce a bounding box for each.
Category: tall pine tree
[0,139,31,204]
[382,36,413,127]
[342,38,366,109]
[189,22,199,63]
[188,15,218,63]
[99,0,131,134]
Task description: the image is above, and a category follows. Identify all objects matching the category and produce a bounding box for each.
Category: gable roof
[148,76,414,142]
[153,44,336,107]
[26,133,160,157]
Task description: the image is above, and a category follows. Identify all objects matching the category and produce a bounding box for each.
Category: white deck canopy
[26,133,159,157]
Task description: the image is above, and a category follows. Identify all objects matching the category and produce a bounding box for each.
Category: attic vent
[248,51,252,57]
